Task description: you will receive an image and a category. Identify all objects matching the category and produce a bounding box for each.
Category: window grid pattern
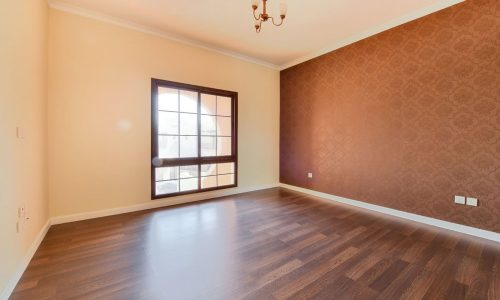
[151,79,237,199]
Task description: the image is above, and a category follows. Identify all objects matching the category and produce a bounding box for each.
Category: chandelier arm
[256,19,262,32]
[253,10,261,21]
[270,16,284,26]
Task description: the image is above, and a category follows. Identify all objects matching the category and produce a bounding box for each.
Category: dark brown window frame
[151,78,238,200]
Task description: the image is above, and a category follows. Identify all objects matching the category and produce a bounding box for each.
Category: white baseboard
[1,183,278,299]
[280,183,500,243]
[51,183,279,225]
[5,182,495,300]
[0,219,51,300]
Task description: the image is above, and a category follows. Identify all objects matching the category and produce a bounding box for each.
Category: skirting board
[51,183,279,225]
[4,183,496,299]
[1,183,278,299]
[0,219,51,300]
[280,183,500,243]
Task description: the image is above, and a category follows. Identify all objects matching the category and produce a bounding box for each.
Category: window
[151,79,237,199]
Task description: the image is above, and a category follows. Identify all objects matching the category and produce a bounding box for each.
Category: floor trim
[6,183,496,299]
[51,184,279,225]
[280,183,500,243]
[0,219,51,300]
[2,184,278,299]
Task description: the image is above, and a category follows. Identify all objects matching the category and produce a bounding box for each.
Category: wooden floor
[11,188,500,300]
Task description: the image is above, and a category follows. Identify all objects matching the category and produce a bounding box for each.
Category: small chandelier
[251,0,288,33]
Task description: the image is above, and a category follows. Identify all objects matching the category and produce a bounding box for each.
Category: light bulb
[252,0,259,8]
[279,1,287,16]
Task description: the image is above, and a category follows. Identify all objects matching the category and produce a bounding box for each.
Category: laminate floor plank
[10,188,500,299]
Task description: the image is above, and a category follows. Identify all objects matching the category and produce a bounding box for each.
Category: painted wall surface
[0,0,49,294]
[280,0,500,232]
[48,9,280,217]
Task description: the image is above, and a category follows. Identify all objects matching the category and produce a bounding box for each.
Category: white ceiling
[49,0,463,69]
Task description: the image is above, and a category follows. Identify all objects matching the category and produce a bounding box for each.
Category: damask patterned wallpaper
[280,0,500,232]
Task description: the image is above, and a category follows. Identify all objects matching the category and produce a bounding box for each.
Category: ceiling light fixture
[251,0,287,33]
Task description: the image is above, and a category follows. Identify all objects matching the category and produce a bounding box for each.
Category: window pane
[180,165,198,179]
[201,136,216,157]
[217,96,232,116]
[218,174,234,186]
[156,167,179,181]
[201,176,217,189]
[159,135,179,158]
[156,180,179,195]
[217,137,232,156]
[180,136,197,158]
[201,115,216,135]
[180,113,198,135]
[158,111,178,135]
[217,163,234,175]
[180,90,198,113]
[201,164,217,176]
[217,116,231,136]
[180,178,198,191]
[158,87,178,111]
[201,94,216,115]
[153,81,237,198]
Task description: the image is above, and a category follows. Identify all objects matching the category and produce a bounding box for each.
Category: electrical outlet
[307,172,313,179]
[16,205,27,233]
[18,206,26,219]
[16,127,24,139]
[16,219,25,233]
[454,195,465,205]
[466,197,478,207]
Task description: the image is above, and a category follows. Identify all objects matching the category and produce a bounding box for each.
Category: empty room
[1,0,499,299]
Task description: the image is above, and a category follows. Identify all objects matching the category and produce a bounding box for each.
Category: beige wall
[48,9,280,218]
[0,0,49,294]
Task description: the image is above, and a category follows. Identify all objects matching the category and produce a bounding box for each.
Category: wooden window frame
[151,78,238,199]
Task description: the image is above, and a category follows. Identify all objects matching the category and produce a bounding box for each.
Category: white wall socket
[466,197,478,207]
[18,206,26,219]
[307,172,313,178]
[16,219,25,233]
[16,127,24,139]
[454,196,466,205]
[16,205,27,233]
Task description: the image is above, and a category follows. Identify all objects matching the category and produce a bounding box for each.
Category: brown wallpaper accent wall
[280,0,500,232]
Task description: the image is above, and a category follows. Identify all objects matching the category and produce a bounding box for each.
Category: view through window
[151,79,237,199]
